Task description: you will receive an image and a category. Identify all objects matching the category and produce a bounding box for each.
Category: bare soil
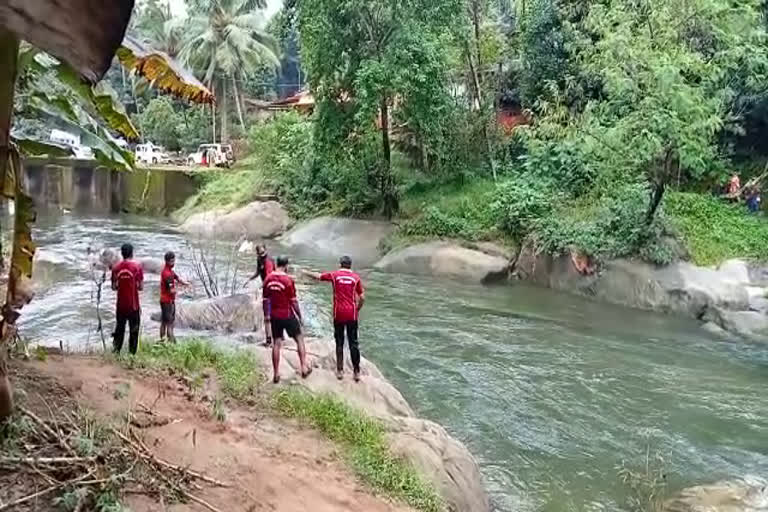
[2,355,413,512]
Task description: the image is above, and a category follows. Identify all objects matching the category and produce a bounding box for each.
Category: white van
[135,143,169,165]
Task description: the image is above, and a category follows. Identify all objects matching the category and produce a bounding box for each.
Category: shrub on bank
[665,192,768,266]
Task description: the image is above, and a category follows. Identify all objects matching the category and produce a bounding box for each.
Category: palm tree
[136,1,184,58]
[180,0,280,142]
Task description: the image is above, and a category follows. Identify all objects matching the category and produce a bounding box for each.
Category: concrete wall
[22,158,198,215]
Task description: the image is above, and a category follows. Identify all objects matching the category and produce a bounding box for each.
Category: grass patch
[665,192,768,266]
[382,179,503,253]
[175,156,275,220]
[274,389,443,512]
[125,338,262,400]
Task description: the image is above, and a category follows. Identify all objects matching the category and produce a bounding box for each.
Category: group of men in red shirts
[260,246,366,384]
[110,242,366,386]
[110,244,187,354]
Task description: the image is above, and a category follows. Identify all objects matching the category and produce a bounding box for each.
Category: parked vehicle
[49,129,94,160]
[187,143,234,168]
[135,143,170,165]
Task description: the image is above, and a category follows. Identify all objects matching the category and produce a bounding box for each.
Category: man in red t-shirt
[159,251,188,344]
[262,256,310,383]
[111,243,144,355]
[245,244,276,340]
[304,256,365,381]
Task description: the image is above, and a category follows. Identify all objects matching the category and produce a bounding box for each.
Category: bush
[490,178,555,238]
[529,184,677,265]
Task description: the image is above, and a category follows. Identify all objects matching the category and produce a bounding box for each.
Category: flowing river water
[21,213,768,512]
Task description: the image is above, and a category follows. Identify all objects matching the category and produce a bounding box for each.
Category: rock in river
[279,216,394,264]
[663,476,768,512]
[375,242,510,283]
[150,294,261,332]
[180,201,290,240]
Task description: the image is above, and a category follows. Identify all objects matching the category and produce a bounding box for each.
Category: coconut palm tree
[180,0,280,141]
[136,0,184,58]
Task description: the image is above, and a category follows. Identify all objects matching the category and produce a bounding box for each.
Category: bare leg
[295,333,311,378]
[168,322,176,343]
[272,337,282,383]
[159,322,167,341]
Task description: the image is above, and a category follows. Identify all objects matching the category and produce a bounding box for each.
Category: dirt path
[13,355,413,512]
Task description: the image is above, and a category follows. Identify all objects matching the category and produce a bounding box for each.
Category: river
[21,214,768,512]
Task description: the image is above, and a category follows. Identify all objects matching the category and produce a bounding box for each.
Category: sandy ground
[4,355,413,512]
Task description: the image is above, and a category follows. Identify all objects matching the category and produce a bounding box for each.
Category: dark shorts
[270,317,301,340]
[160,302,176,323]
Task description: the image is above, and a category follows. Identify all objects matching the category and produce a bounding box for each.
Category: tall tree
[300,0,461,217]
[180,0,280,141]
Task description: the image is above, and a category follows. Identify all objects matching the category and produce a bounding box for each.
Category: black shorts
[160,302,176,323]
[270,317,301,340]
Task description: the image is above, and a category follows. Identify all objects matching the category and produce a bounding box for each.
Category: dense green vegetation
[171,0,768,266]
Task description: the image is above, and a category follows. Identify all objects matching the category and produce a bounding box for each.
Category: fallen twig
[0,469,96,511]
[0,456,97,465]
[19,406,78,457]
[112,428,231,488]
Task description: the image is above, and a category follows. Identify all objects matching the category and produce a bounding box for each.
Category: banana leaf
[27,92,135,169]
[12,137,74,157]
[117,35,215,104]
[31,56,141,141]
[0,0,135,83]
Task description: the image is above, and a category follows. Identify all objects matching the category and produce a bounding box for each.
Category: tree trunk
[211,82,216,143]
[646,181,666,225]
[0,28,20,422]
[221,79,229,143]
[379,95,396,219]
[233,77,246,134]
[464,35,498,180]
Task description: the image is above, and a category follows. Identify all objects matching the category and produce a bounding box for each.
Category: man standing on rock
[111,243,144,355]
[246,244,275,285]
[246,244,275,343]
[304,256,365,382]
[263,256,311,383]
[159,251,188,344]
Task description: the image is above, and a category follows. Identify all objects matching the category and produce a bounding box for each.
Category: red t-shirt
[160,265,179,304]
[262,271,297,320]
[320,269,363,322]
[258,256,275,281]
[111,260,144,313]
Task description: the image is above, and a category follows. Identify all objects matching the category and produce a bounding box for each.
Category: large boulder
[179,202,290,240]
[215,201,290,240]
[279,217,394,264]
[375,242,510,283]
[663,477,768,512]
[702,307,768,342]
[178,209,227,238]
[150,294,261,332]
[244,337,490,511]
[513,240,751,319]
[138,257,165,274]
[386,416,491,512]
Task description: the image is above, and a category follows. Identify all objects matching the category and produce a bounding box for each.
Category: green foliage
[129,338,262,400]
[490,179,555,238]
[274,389,443,512]
[135,97,180,150]
[666,192,768,266]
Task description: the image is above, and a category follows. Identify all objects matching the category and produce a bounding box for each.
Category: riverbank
[2,341,437,512]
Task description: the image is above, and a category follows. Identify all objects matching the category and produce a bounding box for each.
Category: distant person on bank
[159,251,189,343]
[304,256,365,382]
[262,256,311,383]
[111,243,144,355]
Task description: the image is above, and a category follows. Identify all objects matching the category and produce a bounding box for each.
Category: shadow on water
[20,213,768,512]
